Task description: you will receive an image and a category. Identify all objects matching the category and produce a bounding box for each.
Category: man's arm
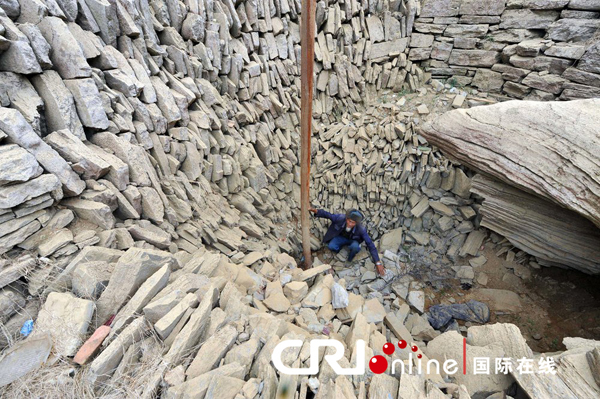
[363,233,380,263]
[310,208,336,220]
[362,230,385,276]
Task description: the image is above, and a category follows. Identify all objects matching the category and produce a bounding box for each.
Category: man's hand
[375,261,385,276]
[309,208,318,214]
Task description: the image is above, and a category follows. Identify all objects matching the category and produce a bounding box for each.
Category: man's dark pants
[328,236,361,261]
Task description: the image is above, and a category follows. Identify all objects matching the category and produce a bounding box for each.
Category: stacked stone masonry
[415,0,600,100]
[0,0,433,261]
[309,104,481,271]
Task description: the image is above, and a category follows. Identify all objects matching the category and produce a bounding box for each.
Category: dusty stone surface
[426,331,513,397]
[31,292,94,357]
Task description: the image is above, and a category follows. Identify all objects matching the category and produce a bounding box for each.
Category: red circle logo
[369,355,388,374]
[383,343,395,355]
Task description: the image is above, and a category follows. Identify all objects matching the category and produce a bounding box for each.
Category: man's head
[345,209,364,230]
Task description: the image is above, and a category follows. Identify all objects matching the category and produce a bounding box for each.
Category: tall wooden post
[300,0,316,269]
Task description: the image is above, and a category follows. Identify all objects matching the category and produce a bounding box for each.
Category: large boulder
[425,331,513,398]
[420,99,600,228]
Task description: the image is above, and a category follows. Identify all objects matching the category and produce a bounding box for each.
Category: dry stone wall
[0,0,428,260]
[308,102,483,283]
[414,0,600,100]
[307,0,600,274]
[1,0,595,267]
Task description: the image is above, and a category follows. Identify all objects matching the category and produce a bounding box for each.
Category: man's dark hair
[346,209,364,223]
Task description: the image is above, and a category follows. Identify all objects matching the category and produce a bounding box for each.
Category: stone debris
[30,292,94,357]
[87,317,149,387]
[71,261,113,299]
[0,335,52,388]
[0,254,36,290]
[283,281,309,305]
[408,290,426,313]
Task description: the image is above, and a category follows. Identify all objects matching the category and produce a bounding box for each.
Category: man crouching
[310,208,385,276]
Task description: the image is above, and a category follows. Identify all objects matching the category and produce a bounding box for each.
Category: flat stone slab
[0,174,60,209]
[31,292,94,357]
[294,264,331,281]
[0,335,52,388]
[0,145,42,186]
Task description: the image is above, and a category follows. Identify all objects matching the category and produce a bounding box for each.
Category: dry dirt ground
[426,243,600,353]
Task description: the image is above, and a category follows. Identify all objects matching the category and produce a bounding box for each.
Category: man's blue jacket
[314,209,380,263]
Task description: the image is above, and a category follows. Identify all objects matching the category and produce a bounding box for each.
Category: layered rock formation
[472,174,600,274]
[420,99,600,274]
[420,99,600,227]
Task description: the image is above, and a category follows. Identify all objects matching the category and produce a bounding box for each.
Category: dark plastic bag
[427,300,490,330]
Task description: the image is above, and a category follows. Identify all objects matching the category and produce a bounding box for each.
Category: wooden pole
[300,0,316,269]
